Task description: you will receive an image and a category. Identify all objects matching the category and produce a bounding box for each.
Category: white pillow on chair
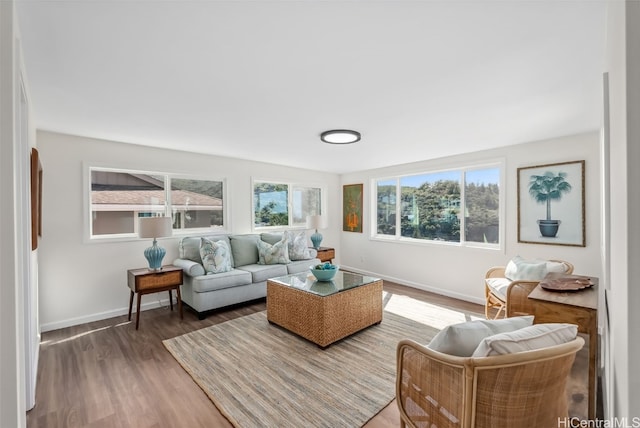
[427,316,534,357]
[504,256,548,281]
[471,323,578,357]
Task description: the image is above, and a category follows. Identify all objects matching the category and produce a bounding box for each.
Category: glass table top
[269,270,381,297]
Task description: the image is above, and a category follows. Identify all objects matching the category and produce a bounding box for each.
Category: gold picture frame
[343,183,363,233]
[517,160,585,246]
[31,148,43,250]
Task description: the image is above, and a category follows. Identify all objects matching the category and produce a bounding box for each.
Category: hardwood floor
[26,282,587,427]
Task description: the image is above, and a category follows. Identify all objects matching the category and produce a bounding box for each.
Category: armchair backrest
[396,336,584,428]
[484,259,574,319]
[505,259,574,317]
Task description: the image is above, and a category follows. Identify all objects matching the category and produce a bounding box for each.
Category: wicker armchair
[396,336,585,428]
[484,260,573,319]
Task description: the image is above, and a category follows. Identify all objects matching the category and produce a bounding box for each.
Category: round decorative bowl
[310,263,339,281]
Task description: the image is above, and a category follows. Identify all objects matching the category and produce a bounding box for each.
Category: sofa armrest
[173,258,206,277]
[308,248,318,258]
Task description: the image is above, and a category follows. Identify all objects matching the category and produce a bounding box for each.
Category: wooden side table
[528,277,598,419]
[314,247,335,263]
[127,265,183,329]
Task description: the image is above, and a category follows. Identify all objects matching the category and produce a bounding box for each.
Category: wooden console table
[528,277,598,419]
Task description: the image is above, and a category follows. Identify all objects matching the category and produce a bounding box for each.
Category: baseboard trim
[41,270,485,332]
[339,264,485,307]
[40,298,172,333]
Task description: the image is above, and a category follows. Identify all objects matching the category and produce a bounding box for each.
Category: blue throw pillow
[200,238,232,274]
[257,236,291,265]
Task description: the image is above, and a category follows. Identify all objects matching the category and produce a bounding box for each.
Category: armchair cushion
[472,323,578,357]
[427,315,534,357]
[485,277,511,300]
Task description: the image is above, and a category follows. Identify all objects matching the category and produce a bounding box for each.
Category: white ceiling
[16,0,607,174]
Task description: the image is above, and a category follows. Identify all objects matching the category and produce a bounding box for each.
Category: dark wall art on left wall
[31,147,42,250]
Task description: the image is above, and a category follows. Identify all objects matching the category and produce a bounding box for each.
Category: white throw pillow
[427,316,534,357]
[285,230,311,260]
[471,323,578,357]
[257,236,291,265]
[504,256,548,281]
[200,238,233,274]
[542,260,569,274]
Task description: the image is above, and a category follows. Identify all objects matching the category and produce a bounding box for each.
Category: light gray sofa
[173,232,320,319]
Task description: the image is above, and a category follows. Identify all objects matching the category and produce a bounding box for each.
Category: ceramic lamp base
[310,232,323,249]
[144,239,166,270]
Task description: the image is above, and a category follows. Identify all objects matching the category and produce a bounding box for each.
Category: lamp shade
[139,216,172,238]
[306,215,327,230]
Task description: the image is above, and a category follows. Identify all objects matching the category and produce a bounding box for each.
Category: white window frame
[84,164,229,242]
[370,160,505,251]
[251,178,326,231]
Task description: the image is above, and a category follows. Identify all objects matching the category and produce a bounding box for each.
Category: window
[376,179,397,236]
[374,165,501,247]
[170,178,224,231]
[88,167,225,239]
[253,180,323,229]
[254,182,289,228]
[464,168,500,244]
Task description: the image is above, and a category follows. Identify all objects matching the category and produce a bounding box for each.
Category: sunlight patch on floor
[383,291,483,330]
[40,321,130,348]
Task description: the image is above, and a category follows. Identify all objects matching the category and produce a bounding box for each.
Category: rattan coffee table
[266,270,383,347]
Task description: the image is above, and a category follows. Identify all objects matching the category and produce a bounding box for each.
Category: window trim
[251,177,326,232]
[370,160,505,251]
[84,163,229,243]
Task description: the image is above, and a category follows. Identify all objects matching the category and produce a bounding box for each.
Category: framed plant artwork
[517,160,585,247]
[343,183,363,233]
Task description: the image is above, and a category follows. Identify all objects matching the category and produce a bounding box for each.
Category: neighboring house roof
[91,189,222,211]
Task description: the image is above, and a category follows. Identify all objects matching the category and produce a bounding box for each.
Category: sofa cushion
[200,238,233,274]
[472,323,578,357]
[427,316,535,357]
[504,256,548,281]
[260,233,283,246]
[285,230,312,261]
[229,235,259,267]
[190,269,253,293]
[179,236,204,264]
[179,235,234,266]
[257,237,290,265]
[236,263,288,283]
[286,258,320,275]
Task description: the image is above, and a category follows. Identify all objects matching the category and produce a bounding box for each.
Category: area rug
[163,310,438,428]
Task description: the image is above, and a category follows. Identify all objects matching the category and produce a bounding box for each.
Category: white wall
[340,132,602,304]
[605,0,640,419]
[0,0,32,426]
[37,131,340,331]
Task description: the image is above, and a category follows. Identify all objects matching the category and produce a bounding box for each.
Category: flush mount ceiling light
[320,129,361,144]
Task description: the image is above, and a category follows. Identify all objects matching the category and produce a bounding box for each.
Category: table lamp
[139,216,173,271]
[306,215,327,249]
